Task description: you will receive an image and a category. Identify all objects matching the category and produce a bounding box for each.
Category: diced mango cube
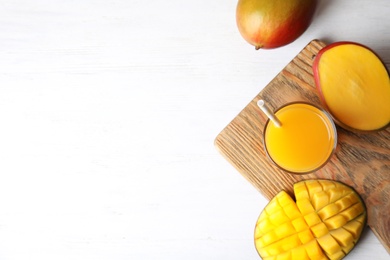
[297,198,315,215]
[304,240,327,260]
[283,203,302,219]
[292,217,308,232]
[261,230,278,247]
[330,228,354,247]
[256,218,276,237]
[258,211,268,222]
[254,226,262,239]
[303,211,321,226]
[274,222,296,239]
[328,188,344,203]
[348,193,359,204]
[306,180,324,199]
[298,229,314,244]
[294,182,309,200]
[312,190,329,210]
[340,203,365,221]
[310,222,329,238]
[318,203,340,220]
[343,218,365,239]
[291,245,310,260]
[326,251,345,260]
[354,214,366,224]
[319,180,336,192]
[275,251,291,260]
[270,210,290,226]
[325,214,347,230]
[335,182,353,194]
[255,244,269,258]
[317,233,342,255]
[264,234,301,256]
[266,198,282,215]
[280,234,302,252]
[255,236,267,248]
[342,243,355,254]
[277,191,294,207]
[334,195,353,212]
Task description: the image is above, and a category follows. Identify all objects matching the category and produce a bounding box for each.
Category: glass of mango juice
[261,101,337,174]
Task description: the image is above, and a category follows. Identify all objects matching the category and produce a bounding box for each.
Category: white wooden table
[0,0,389,259]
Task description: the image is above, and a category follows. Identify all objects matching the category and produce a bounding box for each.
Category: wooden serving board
[215,40,390,253]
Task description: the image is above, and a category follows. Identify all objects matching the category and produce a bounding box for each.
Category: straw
[257,100,282,127]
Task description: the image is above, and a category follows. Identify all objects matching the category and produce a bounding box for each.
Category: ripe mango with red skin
[236,0,317,49]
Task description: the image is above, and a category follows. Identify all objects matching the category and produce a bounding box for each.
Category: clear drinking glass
[263,102,337,174]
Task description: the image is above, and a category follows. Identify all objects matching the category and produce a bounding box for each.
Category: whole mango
[236,0,317,49]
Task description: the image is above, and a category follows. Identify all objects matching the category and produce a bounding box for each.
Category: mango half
[313,42,390,131]
[254,180,367,260]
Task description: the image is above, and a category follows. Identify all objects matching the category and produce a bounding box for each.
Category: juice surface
[264,103,336,173]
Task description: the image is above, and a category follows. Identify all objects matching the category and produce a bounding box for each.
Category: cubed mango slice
[254,180,366,260]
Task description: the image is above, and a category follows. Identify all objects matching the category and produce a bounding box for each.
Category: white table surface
[0,0,389,259]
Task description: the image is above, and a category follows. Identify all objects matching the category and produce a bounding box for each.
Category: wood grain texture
[215,40,390,253]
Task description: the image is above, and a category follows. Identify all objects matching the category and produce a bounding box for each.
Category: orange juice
[264,102,337,174]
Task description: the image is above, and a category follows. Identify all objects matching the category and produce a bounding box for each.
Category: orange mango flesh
[254,180,367,260]
[314,43,390,131]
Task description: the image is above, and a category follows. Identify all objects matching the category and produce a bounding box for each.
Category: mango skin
[236,0,317,49]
